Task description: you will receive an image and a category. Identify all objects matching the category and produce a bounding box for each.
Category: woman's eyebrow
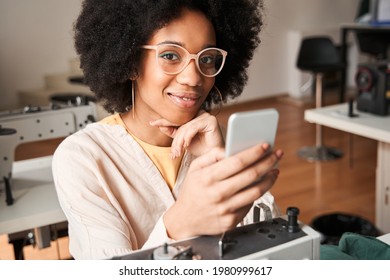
[156,40,217,48]
[156,40,183,46]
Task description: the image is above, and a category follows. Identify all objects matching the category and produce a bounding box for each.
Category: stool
[296,36,344,161]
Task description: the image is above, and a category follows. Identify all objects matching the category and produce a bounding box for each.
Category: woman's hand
[149,111,224,158]
[163,143,284,240]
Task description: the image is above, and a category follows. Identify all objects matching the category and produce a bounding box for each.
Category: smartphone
[225,108,279,156]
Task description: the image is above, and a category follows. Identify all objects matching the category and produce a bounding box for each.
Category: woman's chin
[168,113,197,125]
[172,117,193,126]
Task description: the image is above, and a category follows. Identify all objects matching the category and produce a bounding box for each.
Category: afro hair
[74,0,264,113]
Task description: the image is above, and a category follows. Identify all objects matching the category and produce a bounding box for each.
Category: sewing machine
[113,206,321,260]
[0,102,96,205]
[0,101,97,257]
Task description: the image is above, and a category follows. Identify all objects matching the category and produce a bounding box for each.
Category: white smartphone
[225,108,279,156]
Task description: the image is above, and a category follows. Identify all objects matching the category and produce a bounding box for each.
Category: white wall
[0,0,359,110]
[0,0,82,110]
[241,0,359,102]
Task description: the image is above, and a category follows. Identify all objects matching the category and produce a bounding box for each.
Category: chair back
[297,36,344,73]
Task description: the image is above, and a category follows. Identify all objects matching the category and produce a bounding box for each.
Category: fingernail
[171,148,180,159]
[262,143,270,151]
[276,149,284,159]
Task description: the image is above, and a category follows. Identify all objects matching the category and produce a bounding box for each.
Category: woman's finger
[215,151,281,198]
[217,170,279,213]
[206,143,273,181]
[189,147,226,170]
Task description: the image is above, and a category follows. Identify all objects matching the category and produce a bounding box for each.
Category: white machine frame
[0,103,97,204]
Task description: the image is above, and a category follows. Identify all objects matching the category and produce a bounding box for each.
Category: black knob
[287,207,300,233]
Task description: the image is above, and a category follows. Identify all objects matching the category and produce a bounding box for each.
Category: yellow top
[99,114,183,190]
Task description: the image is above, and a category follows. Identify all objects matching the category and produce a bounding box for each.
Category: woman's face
[135,9,216,125]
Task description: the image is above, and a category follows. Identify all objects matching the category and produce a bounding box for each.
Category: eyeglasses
[141,44,227,77]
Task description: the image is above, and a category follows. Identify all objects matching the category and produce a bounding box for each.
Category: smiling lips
[168,92,201,108]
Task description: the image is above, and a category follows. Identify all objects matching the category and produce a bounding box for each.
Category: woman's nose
[176,59,203,87]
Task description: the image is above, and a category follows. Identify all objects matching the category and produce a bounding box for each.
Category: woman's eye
[159,52,180,61]
[200,55,214,64]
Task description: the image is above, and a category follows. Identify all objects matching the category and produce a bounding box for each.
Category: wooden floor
[0,93,377,259]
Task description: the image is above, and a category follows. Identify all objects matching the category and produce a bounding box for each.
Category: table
[339,23,390,102]
[0,156,66,235]
[304,103,390,233]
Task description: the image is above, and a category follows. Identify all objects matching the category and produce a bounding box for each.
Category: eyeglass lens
[156,45,224,76]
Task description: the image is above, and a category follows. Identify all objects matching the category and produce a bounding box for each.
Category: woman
[52,0,284,259]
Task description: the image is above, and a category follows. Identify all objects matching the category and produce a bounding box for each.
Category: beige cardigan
[52,122,279,259]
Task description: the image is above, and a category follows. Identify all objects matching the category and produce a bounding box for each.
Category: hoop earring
[212,85,223,116]
[131,80,135,119]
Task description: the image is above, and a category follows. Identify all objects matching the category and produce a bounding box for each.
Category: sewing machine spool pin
[287,206,300,233]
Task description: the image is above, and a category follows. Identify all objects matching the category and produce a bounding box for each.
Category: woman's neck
[120,110,173,147]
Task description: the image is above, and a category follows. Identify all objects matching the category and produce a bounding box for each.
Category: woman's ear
[129,69,139,80]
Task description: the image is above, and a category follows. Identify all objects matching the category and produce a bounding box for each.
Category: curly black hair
[74,0,264,113]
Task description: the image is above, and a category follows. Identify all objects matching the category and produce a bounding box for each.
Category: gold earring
[131,80,135,119]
